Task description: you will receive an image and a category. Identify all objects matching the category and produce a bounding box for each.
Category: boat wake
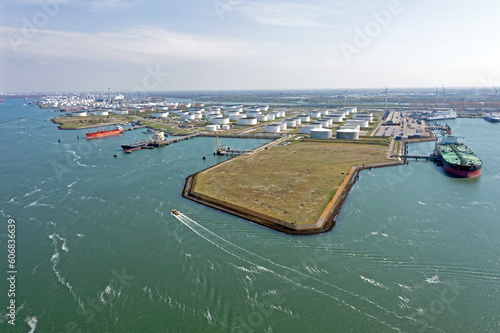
[171,212,444,332]
[48,234,84,311]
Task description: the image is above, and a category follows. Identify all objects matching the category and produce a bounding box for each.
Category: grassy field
[194,139,390,225]
[52,115,133,129]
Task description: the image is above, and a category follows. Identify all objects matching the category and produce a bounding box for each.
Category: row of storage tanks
[204,109,288,131]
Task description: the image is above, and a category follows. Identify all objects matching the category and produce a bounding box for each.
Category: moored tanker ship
[435,136,482,177]
[86,126,124,139]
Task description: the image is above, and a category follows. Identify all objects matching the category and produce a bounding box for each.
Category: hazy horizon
[1,0,500,93]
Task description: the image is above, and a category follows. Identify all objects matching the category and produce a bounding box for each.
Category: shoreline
[50,118,126,131]
[182,155,403,235]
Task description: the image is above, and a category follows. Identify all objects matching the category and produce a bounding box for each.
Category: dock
[397,154,439,161]
[215,136,251,155]
[121,133,198,151]
[149,134,198,147]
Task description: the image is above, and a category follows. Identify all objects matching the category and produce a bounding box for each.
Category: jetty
[397,154,439,161]
[121,133,198,151]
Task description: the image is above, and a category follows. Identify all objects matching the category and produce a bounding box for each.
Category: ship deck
[438,144,482,166]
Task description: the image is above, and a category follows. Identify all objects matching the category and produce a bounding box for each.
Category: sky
[1,0,500,93]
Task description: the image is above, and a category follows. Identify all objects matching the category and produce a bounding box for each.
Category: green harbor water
[1,99,499,332]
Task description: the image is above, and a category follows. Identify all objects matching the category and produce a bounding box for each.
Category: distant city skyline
[1,0,500,93]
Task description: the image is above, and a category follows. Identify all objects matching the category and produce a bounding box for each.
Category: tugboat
[171,209,180,216]
[86,126,124,139]
[435,135,482,177]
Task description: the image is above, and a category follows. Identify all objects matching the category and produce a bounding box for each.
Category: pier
[122,133,198,151]
[397,154,439,161]
[215,136,251,156]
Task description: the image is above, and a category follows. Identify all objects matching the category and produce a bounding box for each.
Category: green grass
[194,140,390,225]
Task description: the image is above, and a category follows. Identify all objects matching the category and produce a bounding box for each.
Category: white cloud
[237,2,337,27]
[0,25,261,63]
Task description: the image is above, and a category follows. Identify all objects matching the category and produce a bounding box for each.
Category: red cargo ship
[86,126,124,139]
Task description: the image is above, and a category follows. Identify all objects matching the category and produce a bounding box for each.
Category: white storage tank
[267,113,276,121]
[310,122,323,128]
[246,111,262,118]
[265,124,281,133]
[184,114,196,120]
[279,122,287,131]
[318,118,332,127]
[341,124,361,131]
[353,114,373,122]
[320,109,329,116]
[94,110,108,116]
[327,115,343,122]
[337,129,360,140]
[206,125,219,132]
[309,110,322,118]
[229,113,245,121]
[211,117,230,125]
[237,117,258,125]
[71,111,87,117]
[293,118,302,125]
[205,113,220,120]
[228,106,243,113]
[331,111,347,118]
[259,105,270,112]
[346,119,369,127]
[301,124,320,134]
[285,119,297,127]
[152,112,169,118]
[257,115,269,122]
[225,110,241,116]
[193,113,203,119]
[113,110,128,115]
[298,115,311,122]
[221,124,231,130]
[310,128,332,139]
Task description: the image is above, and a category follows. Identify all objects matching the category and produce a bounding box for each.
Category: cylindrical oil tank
[298,115,310,122]
[152,112,169,118]
[309,110,322,118]
[206,125,219,131]
[346,119,369,127]
[301,125,320,134]
[229,113,245,121]
[221,124,231,130]
[285,119,297,127]
[310,129,332,139]
[327,115,343,122]
[183,114,195,120]
[211,117,230,125]
[265,124,281,133]
[237,117,258,125]
[337,129,360,140]
[257,115,269,122]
